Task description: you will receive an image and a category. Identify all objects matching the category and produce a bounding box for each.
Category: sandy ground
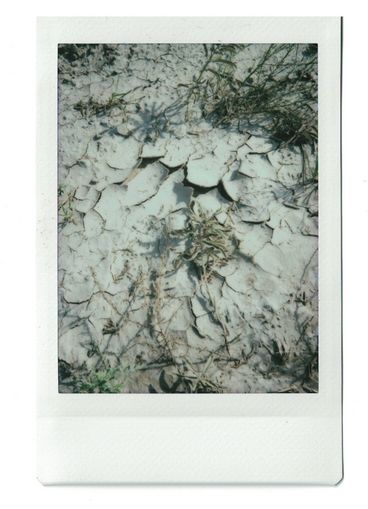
[58,44,318,393]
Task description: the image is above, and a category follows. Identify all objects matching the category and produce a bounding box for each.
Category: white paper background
[4,2,366,506]
[35,16,342,484]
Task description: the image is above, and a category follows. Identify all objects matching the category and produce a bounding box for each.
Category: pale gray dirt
[58,44,318,393]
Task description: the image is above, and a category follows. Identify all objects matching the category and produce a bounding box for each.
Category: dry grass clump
[58,185,77,229]
[173,204,237,277]
[188,43,318,149]
[73,93,127,119]
[58,44,119,76]
[148,368,222,394]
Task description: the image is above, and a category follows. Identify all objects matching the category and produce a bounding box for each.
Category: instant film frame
[37,17,342,484]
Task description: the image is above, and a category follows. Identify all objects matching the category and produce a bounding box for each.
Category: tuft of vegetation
[58,360,124,393]
[58,44,119,76]
[102,318,120,335]
[186,43,317,149]
[148,368,222,394]
[74,368,123,393]
[171,204,237,278]
[73,93,127,119]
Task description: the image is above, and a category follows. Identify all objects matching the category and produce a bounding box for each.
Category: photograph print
[57,43,318,393]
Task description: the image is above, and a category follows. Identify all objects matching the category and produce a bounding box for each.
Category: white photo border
[37,17,342,484]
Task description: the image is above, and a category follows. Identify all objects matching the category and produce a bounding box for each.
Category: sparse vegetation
[171,204,237,278]
[58,186,76,229]
[58,44,119,76]
[148,368,222,394]
[188,44,317,148]
[58,44,319,394]
[73,93,127,119]
[58,361,124,393]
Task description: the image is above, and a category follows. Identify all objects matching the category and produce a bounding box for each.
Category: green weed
[59,362,124,393]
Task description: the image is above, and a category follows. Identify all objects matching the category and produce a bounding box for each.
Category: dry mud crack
[58,43,318,393]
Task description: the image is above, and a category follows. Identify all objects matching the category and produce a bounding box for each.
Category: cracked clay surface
[58,44,318,393]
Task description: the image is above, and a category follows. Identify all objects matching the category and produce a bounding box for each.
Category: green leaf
[207,68,231,80]
[211,58,237,68]
[158,370,171,393]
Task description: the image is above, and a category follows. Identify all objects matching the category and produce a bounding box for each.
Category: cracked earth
[58,44,318,393]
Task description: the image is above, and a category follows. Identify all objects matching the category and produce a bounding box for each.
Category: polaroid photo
[37,17,342,484]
